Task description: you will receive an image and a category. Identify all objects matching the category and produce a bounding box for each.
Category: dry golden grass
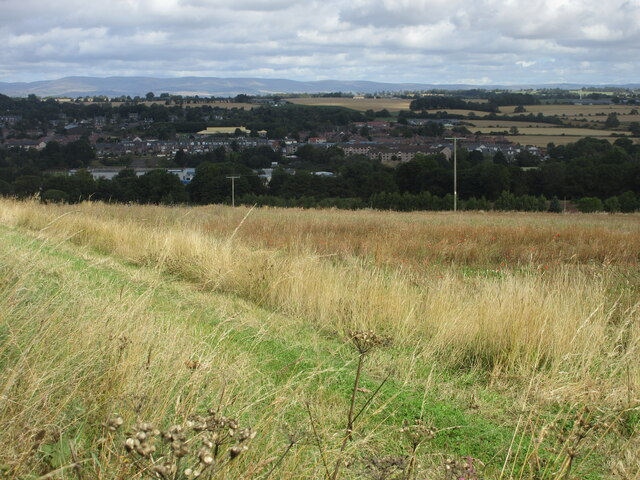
[1,198,639,478]
[437,109,492,117]
[80,204,639,268]
[0,227,354,478]
[617,114,640,123]
[473,126,617,136]
[284,97,412,112]
[498,104,639,117]
[510,135,632,146]
[467,120,552,128]
[1,199,638,384]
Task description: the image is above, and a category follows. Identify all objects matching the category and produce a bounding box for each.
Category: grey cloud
[1,0,639,84]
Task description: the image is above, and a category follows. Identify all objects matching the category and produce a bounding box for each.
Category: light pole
[226,175,240,207]
[445,137,464,212]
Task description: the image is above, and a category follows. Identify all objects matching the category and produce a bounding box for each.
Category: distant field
[498,104,638,118]
[439,109,492,117]
[467,119,552,128]
[510,135,628,146]
[285,97,412,112]
[472,126,616,136]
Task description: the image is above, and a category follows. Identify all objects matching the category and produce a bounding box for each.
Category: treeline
[1,137,639,213]
[409,93,540,113]
[0,93,369,141]
[398,109,563,126]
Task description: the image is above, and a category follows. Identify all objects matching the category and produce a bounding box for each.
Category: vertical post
[226,175,240,207]
[445,137,464,212]
[453,141,457,212]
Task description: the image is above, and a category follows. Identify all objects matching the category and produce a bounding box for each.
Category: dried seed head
[348,330,391,354]
[400,419,437,448]
[229,445,248,459]
[105,415,124,431]
[185,359,201,370]
[236,427,257,443]
[151,462,174,478]
[198,446,214,464]
[162,425,186,443]
[171,441,189,458]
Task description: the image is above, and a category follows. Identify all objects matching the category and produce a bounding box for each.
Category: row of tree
[1,133,639,211]
[409,93,540,113]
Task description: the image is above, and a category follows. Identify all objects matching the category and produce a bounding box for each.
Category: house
[371,145,430,163]
[0,115,22,126]
[2,138,44,150]
[71,167,196,184]
[341,143,372,156]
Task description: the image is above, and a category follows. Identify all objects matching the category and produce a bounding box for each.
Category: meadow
[284,98,639,147]
[509,135,618,147]
[469,127,616,137]
[284,97,412,112]
[497,104,639,119]
[0,198,638,479]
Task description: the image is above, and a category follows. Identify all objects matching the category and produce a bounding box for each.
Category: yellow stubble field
[284,97,412,112]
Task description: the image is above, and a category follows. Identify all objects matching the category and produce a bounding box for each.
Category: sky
[1,0,639,86]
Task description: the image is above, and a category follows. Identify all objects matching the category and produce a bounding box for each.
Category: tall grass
[0,228,343,478]
[1,198,638,398]
[1,198,639,477]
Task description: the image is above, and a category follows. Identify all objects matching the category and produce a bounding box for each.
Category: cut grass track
[0,225,534,478]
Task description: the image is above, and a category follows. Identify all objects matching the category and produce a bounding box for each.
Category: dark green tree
[548,196,562,213]
[137,169,188,204]
[604,113,620,128]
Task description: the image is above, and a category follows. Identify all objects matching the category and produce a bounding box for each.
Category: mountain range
[1,76,639,98]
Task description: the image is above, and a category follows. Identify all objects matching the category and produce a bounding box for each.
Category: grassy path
[0,224,551,478]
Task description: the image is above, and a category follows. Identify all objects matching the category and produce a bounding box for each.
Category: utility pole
[445,137,464,212]
[226,175,240,207]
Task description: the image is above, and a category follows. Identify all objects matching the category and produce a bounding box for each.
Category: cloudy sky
[1,0,639,85]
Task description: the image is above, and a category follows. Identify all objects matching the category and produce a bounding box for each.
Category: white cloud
[0,0,639,84]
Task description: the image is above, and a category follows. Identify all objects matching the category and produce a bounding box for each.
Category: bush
[604,196,621,213]
[41,189,69,204]
[577,197,604,213]
[0,179,12,196]
[618,191,639,212]
[548,196,562,213]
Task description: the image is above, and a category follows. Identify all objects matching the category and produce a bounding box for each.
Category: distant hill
[0,76,639,97]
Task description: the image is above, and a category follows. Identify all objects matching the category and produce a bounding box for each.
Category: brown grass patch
[498,104,639,118]
[284,97,411,112]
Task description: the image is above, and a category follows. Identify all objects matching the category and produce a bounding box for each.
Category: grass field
[509,135,626,147]
[1,199,639,479]
[472,127,617,136]
[498,104,639,118]
[465,120,552,129]
[285,97,412,112]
